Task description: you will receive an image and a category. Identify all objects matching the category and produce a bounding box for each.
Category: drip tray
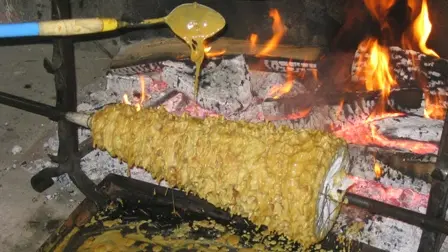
[37,174,381,251]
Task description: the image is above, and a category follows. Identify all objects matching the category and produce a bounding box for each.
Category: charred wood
[370,148,437,183]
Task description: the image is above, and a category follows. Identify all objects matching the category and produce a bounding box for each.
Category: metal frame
[0,0,108,209]
[0,0,447,250]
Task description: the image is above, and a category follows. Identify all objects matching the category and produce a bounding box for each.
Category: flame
[356,38,396,114]
[249,33,258,52]
[332,116,438,155]
[204,44,226,58]
[374,161,383,179]
[267,60,294,99]
[409,0,439,58]
[256,9,286,57]
[424,92,446,119]
[121,74,148,111]
[354,38,397,120]
[122,94,131,105]
[139,75,146,104]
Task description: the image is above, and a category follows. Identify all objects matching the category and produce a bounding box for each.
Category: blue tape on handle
[0,22,40,38]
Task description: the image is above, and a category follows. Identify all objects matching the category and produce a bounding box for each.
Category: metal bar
[344,192,448,235]
[418,109,448,252]
[0,91,62,120]
[432,111,448,181]
[33,0,108,208]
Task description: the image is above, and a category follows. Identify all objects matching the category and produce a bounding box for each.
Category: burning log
[374,150,436,183]
[105,34,446,161]
[372,115,443,143]
[110,37,321,75]
[88,103,351,248]
[351,46,448,113]
[107,38,320,117]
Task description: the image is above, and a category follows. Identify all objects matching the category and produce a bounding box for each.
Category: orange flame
[267,60,294,99]
[122,94,131,105]
[204,44,226,58]
[374,161,383,179]
[256,9,286,57]
[139,75,146,104]
[410,0,439,58]
[355,38,397,116]
[121,74,148,111]
[249,33,258,52]
[424,92,446,119]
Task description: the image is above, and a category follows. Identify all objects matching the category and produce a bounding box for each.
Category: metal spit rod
[343,191,448,235]
[0,91,63,120]
[2,91,448,235]
[0,91,91,128]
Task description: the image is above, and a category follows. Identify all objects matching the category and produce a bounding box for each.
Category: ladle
[0,2,226,97]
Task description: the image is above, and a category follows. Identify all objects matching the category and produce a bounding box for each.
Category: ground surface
[0,42,115,251]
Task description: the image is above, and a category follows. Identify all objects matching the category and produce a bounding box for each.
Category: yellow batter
[90,104,349,248]
[164,3,225,98]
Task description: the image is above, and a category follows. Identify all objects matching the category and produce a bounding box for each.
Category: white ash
[335,212,422,252]
[374,115,443,143]
[11,145,22,155]
[81,148,170,187]
[161,55,253,116]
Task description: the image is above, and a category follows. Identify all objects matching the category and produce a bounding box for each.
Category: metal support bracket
[418,109,448,252]
[29,0,109,209]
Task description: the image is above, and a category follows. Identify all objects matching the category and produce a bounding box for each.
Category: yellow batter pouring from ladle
[141,3,226,98]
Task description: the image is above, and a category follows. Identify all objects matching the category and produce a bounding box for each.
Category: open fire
[120,0,442,155]
[63,0,448,251]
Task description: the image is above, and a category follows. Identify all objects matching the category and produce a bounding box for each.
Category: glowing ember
[332,117,438,155]
[424,92,446,120]
[256,9,286,57]
[267,60,294,99]
[285,107,312,120]
[374,161,383,179]
[348,176,428,211]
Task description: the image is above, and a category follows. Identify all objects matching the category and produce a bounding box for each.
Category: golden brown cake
[91,104,349,248]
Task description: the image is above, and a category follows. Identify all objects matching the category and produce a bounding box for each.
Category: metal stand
[418,110,448,252]
[29,0,108,208]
